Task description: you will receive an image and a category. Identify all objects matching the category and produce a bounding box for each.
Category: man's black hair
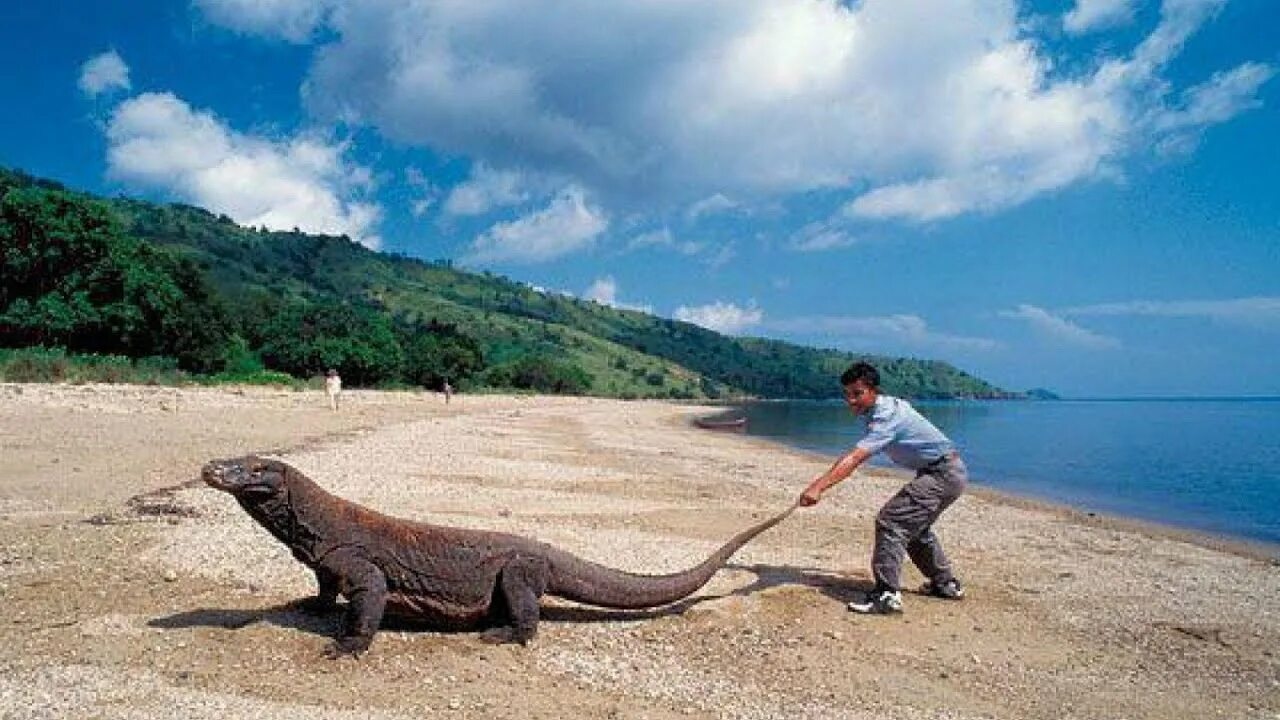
[841,361,879,388]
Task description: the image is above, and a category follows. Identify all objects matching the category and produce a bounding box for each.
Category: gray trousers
[871,456,968,592]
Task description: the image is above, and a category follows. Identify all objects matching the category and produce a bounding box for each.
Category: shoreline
[718,401,1280,560]
[711,420,1280,566]
[704,418,1280,564]
[716,422,1280,564]
[960,484,1280,564]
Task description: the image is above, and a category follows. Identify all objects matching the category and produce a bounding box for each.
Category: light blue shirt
[855,395,955,470]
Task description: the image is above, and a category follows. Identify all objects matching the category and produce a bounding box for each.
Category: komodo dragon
[202,455,795,657]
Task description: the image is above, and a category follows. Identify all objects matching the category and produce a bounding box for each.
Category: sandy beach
[0,382,1277,720]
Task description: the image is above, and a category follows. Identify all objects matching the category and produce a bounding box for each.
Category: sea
[737,398,1280,548]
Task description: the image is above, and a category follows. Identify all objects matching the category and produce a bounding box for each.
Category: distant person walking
[442,380,453,404]
[798,361,968,615]
[324,368,342,411]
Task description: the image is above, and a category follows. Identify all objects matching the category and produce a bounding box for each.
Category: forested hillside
[1,167,1018,399]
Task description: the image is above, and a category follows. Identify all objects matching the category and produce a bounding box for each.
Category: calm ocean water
[738,398,1280,547]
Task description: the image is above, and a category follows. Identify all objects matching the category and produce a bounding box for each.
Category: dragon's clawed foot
[323,635,371,659]
[479,626,534,646]
[291,596,338,615]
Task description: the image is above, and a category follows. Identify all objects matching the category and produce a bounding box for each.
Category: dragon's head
[202,455,288,499]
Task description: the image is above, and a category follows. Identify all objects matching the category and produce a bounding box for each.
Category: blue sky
[3,0,1277,397]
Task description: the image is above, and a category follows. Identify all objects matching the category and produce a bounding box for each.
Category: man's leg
[905,459,968,589]
[871,488,930,593]
[906,527,952,583]
[850,490,927,614]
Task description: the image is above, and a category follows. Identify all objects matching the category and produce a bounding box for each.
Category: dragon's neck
[241,487,321,563]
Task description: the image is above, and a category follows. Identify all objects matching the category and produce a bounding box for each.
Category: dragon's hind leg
[481,555,549,645]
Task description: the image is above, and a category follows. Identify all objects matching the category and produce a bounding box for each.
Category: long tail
[545,502,798,609]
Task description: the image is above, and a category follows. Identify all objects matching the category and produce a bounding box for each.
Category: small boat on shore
[693,415,747,432]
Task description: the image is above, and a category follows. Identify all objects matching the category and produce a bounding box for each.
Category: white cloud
[106,92,382,247]
[200,0,1271,226]
[627,228,674,250]
[674,301,763,335]
[998,304,1120,349]
[443,164,531,216]
[848,0,1266,222]
[1151,63,1277,155]
[625,227,715,258]
[583,276,653,313]
[463,186,607,264]
[1126,0,1227,74]
[411,198,434,217]
[523,281,574,299]
[78,51,131,97]
[705,243,737,270]
[767,314,1000,352]
[787,222,859,252]
[1064,0,1137,34]
[1063,296,1280,327]
[686,193,738,222]
[404,166,439,218]
[584,276,619,305]
[194,0,330,43]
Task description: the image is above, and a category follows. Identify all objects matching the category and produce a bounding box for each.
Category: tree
[401,321,485,390]
[483,354,592,395]
[254,298,404,386]
[0,185,232,371]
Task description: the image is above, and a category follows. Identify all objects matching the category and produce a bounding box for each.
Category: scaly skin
[202,455,795,658]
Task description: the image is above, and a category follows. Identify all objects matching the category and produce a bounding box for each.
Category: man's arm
[799,446,872,506]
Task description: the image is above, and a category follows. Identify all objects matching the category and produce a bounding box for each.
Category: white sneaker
[847,590,903,614]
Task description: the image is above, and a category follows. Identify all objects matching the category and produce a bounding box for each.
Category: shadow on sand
[149,564,876,640]
[149,601,341,639]
[723,562,875,603]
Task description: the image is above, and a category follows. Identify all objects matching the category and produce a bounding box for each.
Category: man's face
[842,380,877,415]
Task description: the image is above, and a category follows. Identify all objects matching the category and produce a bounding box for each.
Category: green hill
[1,167,1018,400]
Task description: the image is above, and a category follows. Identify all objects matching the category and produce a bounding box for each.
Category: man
[324,368,342,412]
[799,362,967,614]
